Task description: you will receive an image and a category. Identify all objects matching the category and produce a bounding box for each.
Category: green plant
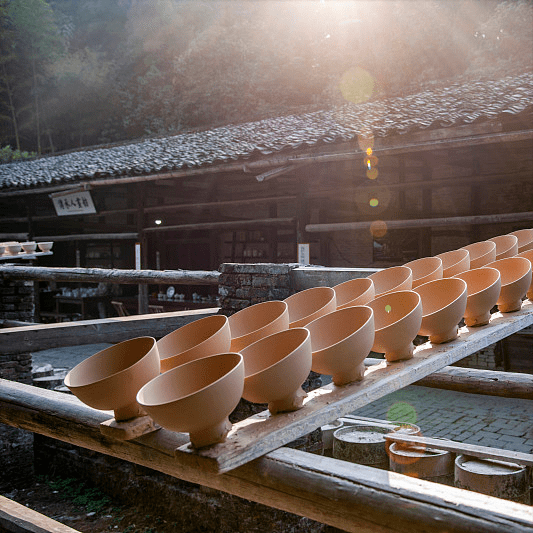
[0,145,37,163]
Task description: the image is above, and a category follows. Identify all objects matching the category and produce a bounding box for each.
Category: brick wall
[0,278,36,484]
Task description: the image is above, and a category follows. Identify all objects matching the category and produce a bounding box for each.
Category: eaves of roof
[1,71,532,192]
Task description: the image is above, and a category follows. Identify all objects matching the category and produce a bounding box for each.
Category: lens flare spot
[364,155,378,169]
[387,401,418,425]
[366,147,372,156]
[385,304,392,313]
[357,128,374,152]
[369,197,379,207]
[367,167,378,180]
[339,66,375,104]
[369,220,387,238]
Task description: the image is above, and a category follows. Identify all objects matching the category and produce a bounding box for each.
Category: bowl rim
[485,256,532,287]
[367,290,421,331]
[452,267,501,297]
[137,351,243,408]
[413,277,467,319]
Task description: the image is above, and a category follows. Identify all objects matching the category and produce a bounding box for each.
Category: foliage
[0,0,531,154]
[0,144,36,163]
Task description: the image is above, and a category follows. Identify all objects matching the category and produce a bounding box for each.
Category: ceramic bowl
[404,257,443,289]
[436,249,470,278]
[306,305,374,385]
[228,300,289,352]
[517,249,533,300]
[334,277,375,310]
[157,314,231,373]
[485,257,532,313]
[368,266,413,297]
[508,228,533,253]
[460,241,496,269]
[453,268,501,327]
[367,290,422,362]
[284,286,336,328]
[137,352,244,448]
[240,327,312,414]
[0,244,5,255]
[488,234,518,261]
[37,242,54,252]
[64,337,160,421]
[20,241,37,253]
[413,278,467,344]
[6,242,21,255]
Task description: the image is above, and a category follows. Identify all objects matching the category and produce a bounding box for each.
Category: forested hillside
[1,0,531,157]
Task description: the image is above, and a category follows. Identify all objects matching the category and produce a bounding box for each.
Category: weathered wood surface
[0,494,81,533]
[385,434,533,467]
[365,357,533,399]
[143,217,295,233]
[1,380,532,533]
[0,252,53,262]
[290,266,381,290]
[306,210,533,233]
[0,308,219,353]
[183,301,533,473]
[0,265,220,285]
[100,415,160,441]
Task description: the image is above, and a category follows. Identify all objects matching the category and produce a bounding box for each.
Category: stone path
[351,385,533,454]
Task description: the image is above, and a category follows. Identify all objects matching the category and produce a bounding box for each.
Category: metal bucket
[320,419,343,457]
[455,454,530,504]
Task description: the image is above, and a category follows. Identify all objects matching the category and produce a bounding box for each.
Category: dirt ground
[0,475,179,533]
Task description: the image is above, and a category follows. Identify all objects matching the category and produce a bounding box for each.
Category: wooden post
[137,183,149,315]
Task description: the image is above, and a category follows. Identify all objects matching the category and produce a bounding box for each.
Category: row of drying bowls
[64,228,533,448]
[0,241,53,255]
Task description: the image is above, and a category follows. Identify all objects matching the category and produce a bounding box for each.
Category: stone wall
[452,342,503,371]
[0,278,36,484]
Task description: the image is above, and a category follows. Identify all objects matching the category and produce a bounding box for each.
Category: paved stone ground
[351,384,533,454]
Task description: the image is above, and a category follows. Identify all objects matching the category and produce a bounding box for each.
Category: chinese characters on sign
[51,190,96,216]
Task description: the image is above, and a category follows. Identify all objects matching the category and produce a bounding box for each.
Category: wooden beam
[33,233,138,242]
[142,217,295,233]
[0,494,81,533]
[0,380,531,533]
[385,434,533,467]
[364,358,533,399]
[0,265,220,285]
[306,211,533,233]
[0,308,219,353]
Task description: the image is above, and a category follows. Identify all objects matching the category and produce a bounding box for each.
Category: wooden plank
[0,308,219,353]
[290,266,381,290]
[181,301,533,473]
[306,210,533,233]
[385,434,533,467]
[0,380,531,533]
[0,494,81,533]
[143,217,295,233]
[0,265,220,285]
[100,415,160,441]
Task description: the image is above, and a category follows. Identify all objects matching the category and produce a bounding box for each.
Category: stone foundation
[453,342,503,371]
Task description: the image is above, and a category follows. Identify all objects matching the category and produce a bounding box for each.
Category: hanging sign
[298,243,310,266]
[50,188,96,216]
[135,242,141,270]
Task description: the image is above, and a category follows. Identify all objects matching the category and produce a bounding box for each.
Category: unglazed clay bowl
[436,249,470,278]
[228,300,289,352]
[485,257,532,313]
[517,249,533,300]
[6,242,21,255]
[334,277,375,310]
[64,337,160,421]
[37,241,53,252]
[488,234,518,261]
[460,241,496,269]
[284,286,336,328]
[404,257,443,289]
[240,327,312,414]
[367,291,422,362]
[306,305,374,385]
[157,314,231,373]
[0,245,5,255]
[508,228,533,253]
[413,278,467,344]
[137,352,244,448]
[453,267,501,327]
[21,241,37,253]
[368,266,413,297]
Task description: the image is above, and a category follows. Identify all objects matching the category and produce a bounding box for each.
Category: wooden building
[1,70,532,273]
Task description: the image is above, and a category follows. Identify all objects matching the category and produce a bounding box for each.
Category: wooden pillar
[419,159,432,256]
[137,183,149,314]
[470,157,482,243]
[296,178,310,261]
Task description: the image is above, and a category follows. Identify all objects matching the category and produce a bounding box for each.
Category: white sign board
[52,190,96,216]
[298,243,310,266]
[135,243,142,270]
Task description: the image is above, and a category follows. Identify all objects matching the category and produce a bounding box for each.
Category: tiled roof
[1,72,532,191]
